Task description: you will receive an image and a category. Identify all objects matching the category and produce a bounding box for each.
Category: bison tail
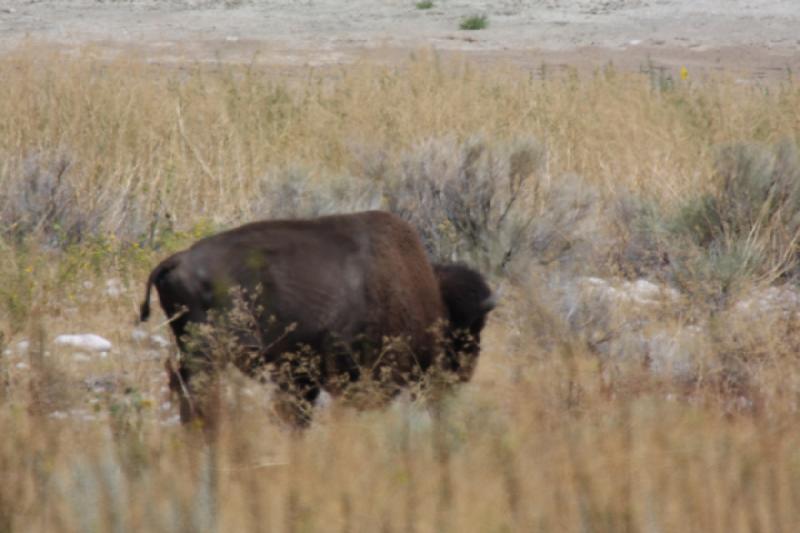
[140,300,151,323]
[140,254,180,322]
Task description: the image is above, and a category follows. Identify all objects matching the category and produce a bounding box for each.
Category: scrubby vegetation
[2,47,800,531]
[459,14,488,30]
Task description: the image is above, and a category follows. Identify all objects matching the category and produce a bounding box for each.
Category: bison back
[156,211,446,380]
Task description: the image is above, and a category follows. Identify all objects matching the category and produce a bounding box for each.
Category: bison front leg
[269,351,322,429]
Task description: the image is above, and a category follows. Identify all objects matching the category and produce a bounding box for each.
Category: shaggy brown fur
[140,211,493,427]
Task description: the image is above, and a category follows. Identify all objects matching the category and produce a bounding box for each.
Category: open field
[1,46,800,531]
[2,1,800,530]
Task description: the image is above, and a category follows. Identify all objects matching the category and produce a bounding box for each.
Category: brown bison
[140,210,494,427]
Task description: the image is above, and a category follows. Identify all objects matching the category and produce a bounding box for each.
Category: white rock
[624,279,680,305]
[69,408,97,422]
[49,411,68,420]
[132,329,170,350]
[16,340,30,353]
[644,326,704,381]
[315,390,333,409]
[15,362,29,370]
[54,334,112,352]
[578,276,679,306]
[151,334,170,348]
[161,414,181,427]
[630,279,663,297]
[734,285,800,316]
[582,276,609,288]
[105,278,124,298]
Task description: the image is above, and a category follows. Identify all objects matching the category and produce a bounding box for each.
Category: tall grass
[2,47,800,531]
[1,48,798,240]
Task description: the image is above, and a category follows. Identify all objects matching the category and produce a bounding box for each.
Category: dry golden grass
[2,46,800,532]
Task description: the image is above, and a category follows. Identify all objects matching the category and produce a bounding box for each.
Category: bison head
[433,263,496,382]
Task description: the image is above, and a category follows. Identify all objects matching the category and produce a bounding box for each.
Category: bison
[140,210,494,428]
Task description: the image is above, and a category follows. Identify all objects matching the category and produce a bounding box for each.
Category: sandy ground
[0,0,799,78]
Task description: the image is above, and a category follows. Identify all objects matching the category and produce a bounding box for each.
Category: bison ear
[480,292,498,313]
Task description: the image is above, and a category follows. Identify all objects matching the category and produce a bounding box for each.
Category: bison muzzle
[140,211,494,428]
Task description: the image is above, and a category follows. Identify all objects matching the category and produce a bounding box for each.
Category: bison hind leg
[272,378,320,429]
[269,349,323,429]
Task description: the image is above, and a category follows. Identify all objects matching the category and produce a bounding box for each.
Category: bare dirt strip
[0,0,798,79]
